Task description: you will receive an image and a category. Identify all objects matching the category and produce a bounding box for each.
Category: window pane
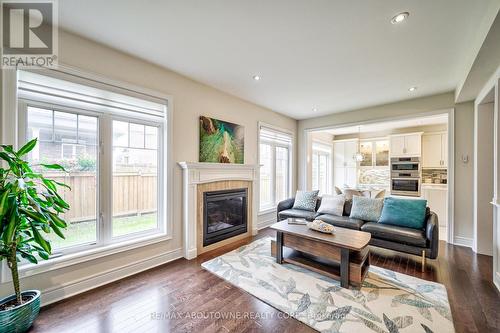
[113,121,129,147]
[113,120,158,237]
[275,147,289,202]
[27,107,53,141]
[129,123,145,148]
[27,107,98,249]
[78,115,97,145]
[312,153,318,191]
[259,143,273,210]
[145,126,158,149]
[54,111,77,143]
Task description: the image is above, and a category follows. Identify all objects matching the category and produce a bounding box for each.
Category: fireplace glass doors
[203,188,248,246]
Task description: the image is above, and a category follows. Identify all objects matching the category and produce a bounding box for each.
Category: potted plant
[0,139,70,333]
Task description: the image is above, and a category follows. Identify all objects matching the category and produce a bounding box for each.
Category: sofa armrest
[425,212,439,259]
[277,198,295,221]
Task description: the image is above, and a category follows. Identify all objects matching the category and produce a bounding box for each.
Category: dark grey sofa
[277,197,439,261]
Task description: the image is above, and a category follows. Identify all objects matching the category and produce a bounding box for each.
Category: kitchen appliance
[391,157,421,196]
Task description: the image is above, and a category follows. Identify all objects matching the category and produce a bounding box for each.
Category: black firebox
[203,188,248,246]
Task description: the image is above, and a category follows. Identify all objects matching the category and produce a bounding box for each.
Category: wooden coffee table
[270,220,371,288]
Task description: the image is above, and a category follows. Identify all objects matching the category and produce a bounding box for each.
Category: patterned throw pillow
[317,194,345,216]
[349,196,384,222]
[292,190,319,212]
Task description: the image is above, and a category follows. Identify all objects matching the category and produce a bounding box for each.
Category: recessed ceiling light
[252,75,261,81]
[391,12,409,24]
[312,107,318,112]
[408,86,417,92]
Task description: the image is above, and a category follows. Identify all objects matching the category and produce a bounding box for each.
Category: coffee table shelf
[270,220,371,288]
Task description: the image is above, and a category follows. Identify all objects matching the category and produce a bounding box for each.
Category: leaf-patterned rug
[201,237,455,333]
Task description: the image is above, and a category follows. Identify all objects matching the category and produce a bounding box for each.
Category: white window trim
[0,64,174,281]
[258,122,293,214]
[311,141,332,194]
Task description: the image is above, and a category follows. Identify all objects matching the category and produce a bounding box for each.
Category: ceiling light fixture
[408,86,417,92]
[252,75,261,81]
[312,107,318,112]
[391,12,409,24]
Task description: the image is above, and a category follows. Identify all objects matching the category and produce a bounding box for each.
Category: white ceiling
[321,114,448,136]
[58,1,499,119]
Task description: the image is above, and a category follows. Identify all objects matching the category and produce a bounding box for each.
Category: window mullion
[99,114,113,245]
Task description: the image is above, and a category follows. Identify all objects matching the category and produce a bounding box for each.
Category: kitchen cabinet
[333,140,358,188]
[390,133,422,157]
[421,184,447,240]
[422,132,447,168]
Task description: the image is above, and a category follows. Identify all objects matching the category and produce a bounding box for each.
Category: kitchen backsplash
[422,168,447,184]
[359,168,390,185]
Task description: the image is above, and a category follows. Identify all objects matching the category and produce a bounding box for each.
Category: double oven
[390,157,421,197]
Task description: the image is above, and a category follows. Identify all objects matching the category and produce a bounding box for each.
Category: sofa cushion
[292,190,319,211]
[317,194,345,216]
[361,222,427,247]
[278,209,317,221]
[378,197,427,229]
[315,214,365,230]
[349,196,384,222]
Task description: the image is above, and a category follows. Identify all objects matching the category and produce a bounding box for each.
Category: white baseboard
[41,248,183,306]
[453,236,473,248]
[257,216,277,230]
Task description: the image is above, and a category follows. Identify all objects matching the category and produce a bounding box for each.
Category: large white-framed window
[311,141,332,195]
[259,124,293,212]
[13,68,171,260]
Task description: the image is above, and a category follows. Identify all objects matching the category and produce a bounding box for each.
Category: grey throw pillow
[349,196,384,222]
[317,194,345,216]
[292,190,319,212]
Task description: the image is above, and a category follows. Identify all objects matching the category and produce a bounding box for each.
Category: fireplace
[203,188,248,246]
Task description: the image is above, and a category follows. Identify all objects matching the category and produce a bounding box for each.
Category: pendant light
[354,126,364,162]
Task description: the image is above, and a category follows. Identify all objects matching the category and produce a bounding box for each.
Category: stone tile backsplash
[422,168,447,184]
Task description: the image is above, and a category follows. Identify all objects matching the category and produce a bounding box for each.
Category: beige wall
[298,93,475,243]
[0,31,297,302]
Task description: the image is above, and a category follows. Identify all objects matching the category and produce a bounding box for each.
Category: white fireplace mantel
[178,162,259,259]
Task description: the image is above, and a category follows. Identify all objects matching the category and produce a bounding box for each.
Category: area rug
[201,237,455,333]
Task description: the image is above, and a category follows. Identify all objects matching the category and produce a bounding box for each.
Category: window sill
[1,232,172,283]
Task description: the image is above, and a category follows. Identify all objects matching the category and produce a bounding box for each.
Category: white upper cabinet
[333,139,358,188]
[390,136,405,156]
[390,133,422,157]
[422,132,447,168]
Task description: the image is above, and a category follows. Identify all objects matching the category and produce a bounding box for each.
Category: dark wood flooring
[30,228,500,333]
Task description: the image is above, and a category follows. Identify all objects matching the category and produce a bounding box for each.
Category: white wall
[298,93,475,245]
[0,30,297,304]
[474,102,494,255]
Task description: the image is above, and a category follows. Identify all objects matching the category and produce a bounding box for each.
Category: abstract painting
[199,116,244,164]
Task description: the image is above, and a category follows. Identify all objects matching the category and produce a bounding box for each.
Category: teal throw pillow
[378,197,427,229]
[349,196,384,222]
[292,190,319,212]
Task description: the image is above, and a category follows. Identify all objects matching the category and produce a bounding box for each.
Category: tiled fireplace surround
[178,162,259,259]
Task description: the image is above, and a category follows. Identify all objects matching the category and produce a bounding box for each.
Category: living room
[0,1,499,333]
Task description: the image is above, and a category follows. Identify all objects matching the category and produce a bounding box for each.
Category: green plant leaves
[31,226,51,253]
[0,189,10,216]
[16,138,38,157]
[40,163,67,172]
[2,212,17,244]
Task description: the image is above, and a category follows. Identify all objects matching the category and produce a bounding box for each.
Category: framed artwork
[199,116,244,164]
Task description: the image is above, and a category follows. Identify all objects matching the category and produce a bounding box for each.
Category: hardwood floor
[30,228,500,333]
